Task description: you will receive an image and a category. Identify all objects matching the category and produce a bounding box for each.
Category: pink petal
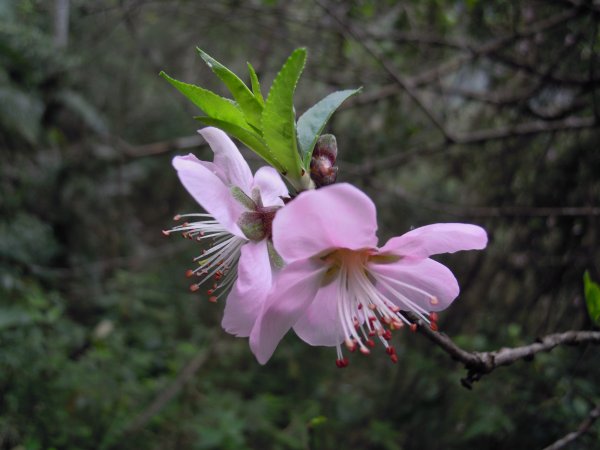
[249,259,327,364]
[222,240,271,337]
[252,166,287,207]
[198,127,253,193]
[292,279,344,347]
[272,183,378,263]
[172,155,244,236]
[379,223,487,259]
[370,258,459,312]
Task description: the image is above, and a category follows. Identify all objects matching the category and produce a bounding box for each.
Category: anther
[173,214,182,221]
[359,346,371,355]
[429,312,439,322]
[430,322,439,332]
[366,339,375,348]
[185,269,194,278]
[162,230,170,236]
[345,338,356,352]
[189,284,199,292]
[409,323,418,332]
[430,296,439,305]
[382,330,392,340]
[208,296,217,303]
[389,353,399,364]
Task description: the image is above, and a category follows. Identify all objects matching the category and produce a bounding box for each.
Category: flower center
[321,248,439,368]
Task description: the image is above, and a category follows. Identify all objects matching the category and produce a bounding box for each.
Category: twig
[314,0,453,142]
[124,337,216,433]
[541,404,600,450]
[405,312,600,389]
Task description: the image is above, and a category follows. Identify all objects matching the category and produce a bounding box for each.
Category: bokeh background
[1,0,599,449]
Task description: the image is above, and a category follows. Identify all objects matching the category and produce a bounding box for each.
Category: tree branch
[542,404,600,450]
[405,312,600,389]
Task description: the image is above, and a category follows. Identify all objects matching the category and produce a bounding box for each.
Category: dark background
[1,0,599,449]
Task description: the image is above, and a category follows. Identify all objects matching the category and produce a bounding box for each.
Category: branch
[405,312,600,389]
[314,0,453,142]
[542,404,600,450]
[124,337,215,433]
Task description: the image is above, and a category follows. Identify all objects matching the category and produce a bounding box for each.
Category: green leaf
[261,48,307,180]
[195,116,283,170]
[160,71,250,129]
[196,48,263,129]
[297,88,361,167]
[583,271,600,326]
[247,62,264,105]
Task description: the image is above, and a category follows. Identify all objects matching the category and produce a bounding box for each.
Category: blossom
[165,127,288,337]
[249,183,488,366]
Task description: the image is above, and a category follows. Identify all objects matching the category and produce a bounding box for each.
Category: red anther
[162,230,170,236]
[359,346,371,355]
[409,323,418,332]
[185,269,194,278]
[366,339,375,348]
[358,304,363,310]
[189,284,199,292]
[207,289,214,295]
[430,322,439,332]
[390,353,399,364]
[369,316,377,323]
[208,296,217,303]
[335,359,344,368]
[385,346,396,355]
[342,357,349,367]
[382,329,392,341]
[212,283,217,289]
[368,330,376,337]
[182,232,189,239]
[381,316,391,325]
[173,214,182,221]
[429,312,439,322]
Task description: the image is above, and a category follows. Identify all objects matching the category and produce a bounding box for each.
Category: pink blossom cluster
[166,127,488,366]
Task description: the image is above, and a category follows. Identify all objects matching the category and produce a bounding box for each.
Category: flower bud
[310,134,338,188]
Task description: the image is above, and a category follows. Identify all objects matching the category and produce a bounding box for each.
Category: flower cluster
[166,127,488,367]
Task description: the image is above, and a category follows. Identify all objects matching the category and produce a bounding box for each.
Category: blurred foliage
[1,0,599,449]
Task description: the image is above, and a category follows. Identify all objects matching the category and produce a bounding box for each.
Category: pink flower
[166,127,288,337]
[249,183,487,366]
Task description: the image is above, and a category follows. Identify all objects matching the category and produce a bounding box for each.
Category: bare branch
[542,404,600,450]
[124,337,215,433]
[405,312,600,389]
[314,0,453,142]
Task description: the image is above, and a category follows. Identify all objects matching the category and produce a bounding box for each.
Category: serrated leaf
[195,116,283,171]
[197,48,263,129]
[584,271,600,326]
[297,88,361,167]
[160,71,250,129]
[247,62,264,105]
[261,48,307,180]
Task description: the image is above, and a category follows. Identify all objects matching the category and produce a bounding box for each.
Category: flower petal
[249,259,327,364]
[293,279,344,347]
[172,154,244,236]
[198,127,253,192]
[272,183,378,263]
[370,258,459,312]
[222,240,271,337]
[252,166,287,207]
[380,223,487,259]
